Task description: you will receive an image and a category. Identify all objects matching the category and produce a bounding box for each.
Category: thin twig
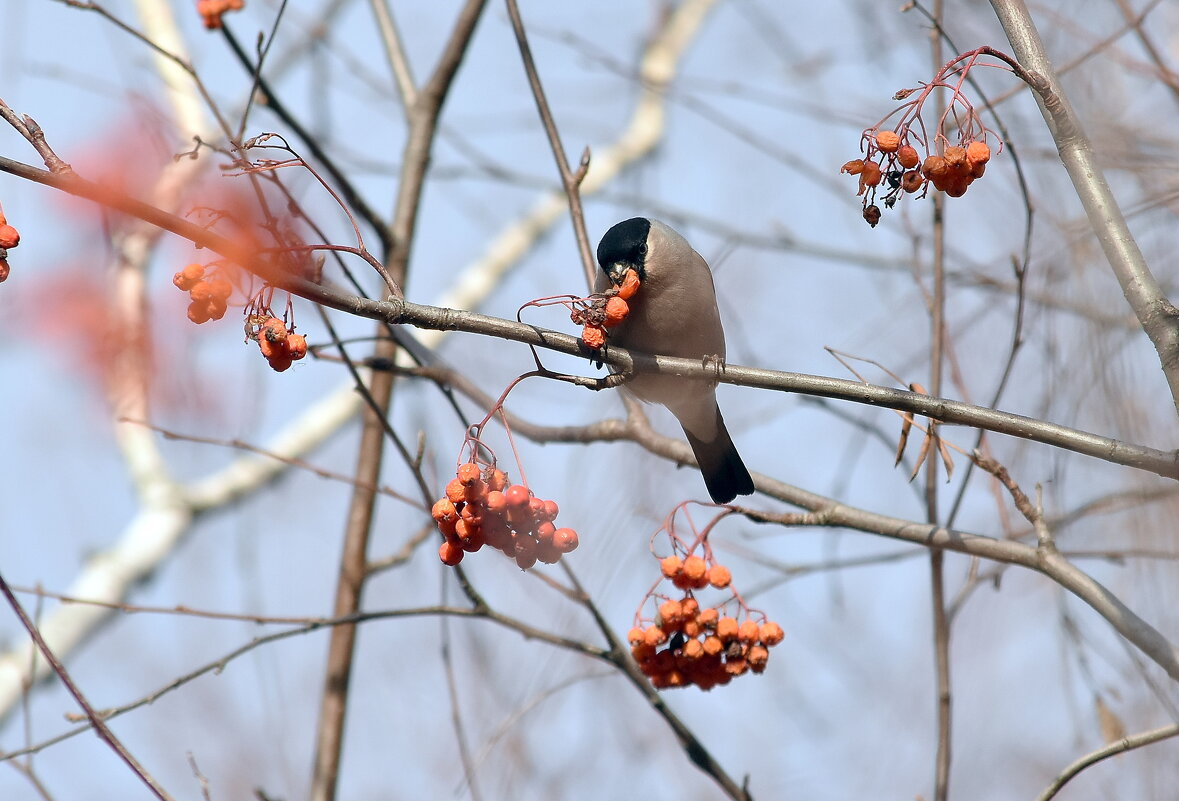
[0,571,174,801]
[1033,722,1179,801]
[503,0,597,288]
[0,605,609,764]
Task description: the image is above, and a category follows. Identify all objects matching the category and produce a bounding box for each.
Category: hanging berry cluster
[250,315,307,372]
[629,503,785,690]
[569,268,640,350]
[432,462,579,569]
[175,259,309,373]
[841,47,1009,227]
[174,263,234,323]
[0,205,19,283]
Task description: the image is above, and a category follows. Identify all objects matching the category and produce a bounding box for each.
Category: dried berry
[875,130,901,153]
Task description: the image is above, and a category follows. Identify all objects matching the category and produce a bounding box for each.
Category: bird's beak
[604,261,630,286]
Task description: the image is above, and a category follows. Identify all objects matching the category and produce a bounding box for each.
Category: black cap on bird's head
[596,216,651,285]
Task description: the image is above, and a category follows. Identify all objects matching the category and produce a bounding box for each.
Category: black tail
[682,408,755,504]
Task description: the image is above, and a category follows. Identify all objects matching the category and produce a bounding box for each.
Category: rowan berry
[439,540,464,566]
[922,155,949,181]
[457,524,485,553]
[966,140,991,165]
[602,296,629,328]
[696,607,718,628]
[841,158,866,176]
[631,641,656,663]
[456,462,481,486]
[0,224,18,250]
[944,177,970,198]
[552,527,578,553]
[738,619,760,644]
[901,171,924,193]
[682,638,704,659]
[682,555,707,586]
[285,334,308,360]
[436,515,458,537]
[258,334,279,359]
[459,504,482,527]
[207,277,233,300]
[747,645,770,671]
[615,268,641,301]
[187,301,212,324]
[724,658,749,676]
[896,145,920,169]
[431,498,459,523]
[627,627,646,646]
[485,490,507,514]
[859,161,883,191]
[716,616,739,642]
[487,468,508,492]
[659,599,683,627]
[660,555,683,579]
[445,479,466,504]
[513,535,538,569]
[643,626,668,647]
[0,259,8,283]
[581,324,606,350]
[758,621,785,646]
[702,635,724,657]
[943,146,967,167]
[503,487,529,511]
[875,130,901,153]
[481,516,509,548]
[540,499,559,521]
[535,540,562,564]
[190,281,214,302]
[707,564,732,589]
[173,263,205,291]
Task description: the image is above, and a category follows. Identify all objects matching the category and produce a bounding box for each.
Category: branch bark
[990,0,1179,416]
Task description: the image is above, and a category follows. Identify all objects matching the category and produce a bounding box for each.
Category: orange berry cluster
[842,130,993,227]
[174,263,233,324]
[919,140,990,198]
[628,554,784,690]
[628,593,785,691]
[252,316,307,372]
[197,0,244,29]
[572,269,640,350]
[432,462,578,569]
[0,206,19,283]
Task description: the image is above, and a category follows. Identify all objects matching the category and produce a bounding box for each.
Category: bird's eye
[638,243,648,256]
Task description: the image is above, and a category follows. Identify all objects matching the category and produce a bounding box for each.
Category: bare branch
[990,0,1179,413]
[1033,722,1179,801]
[0,572,174,800]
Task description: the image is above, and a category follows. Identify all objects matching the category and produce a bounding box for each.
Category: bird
[594,217,755,504]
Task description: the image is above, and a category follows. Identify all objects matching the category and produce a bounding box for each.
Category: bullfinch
[595,217,755,504]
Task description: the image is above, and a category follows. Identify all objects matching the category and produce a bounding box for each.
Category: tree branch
[989,0,1179,414]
